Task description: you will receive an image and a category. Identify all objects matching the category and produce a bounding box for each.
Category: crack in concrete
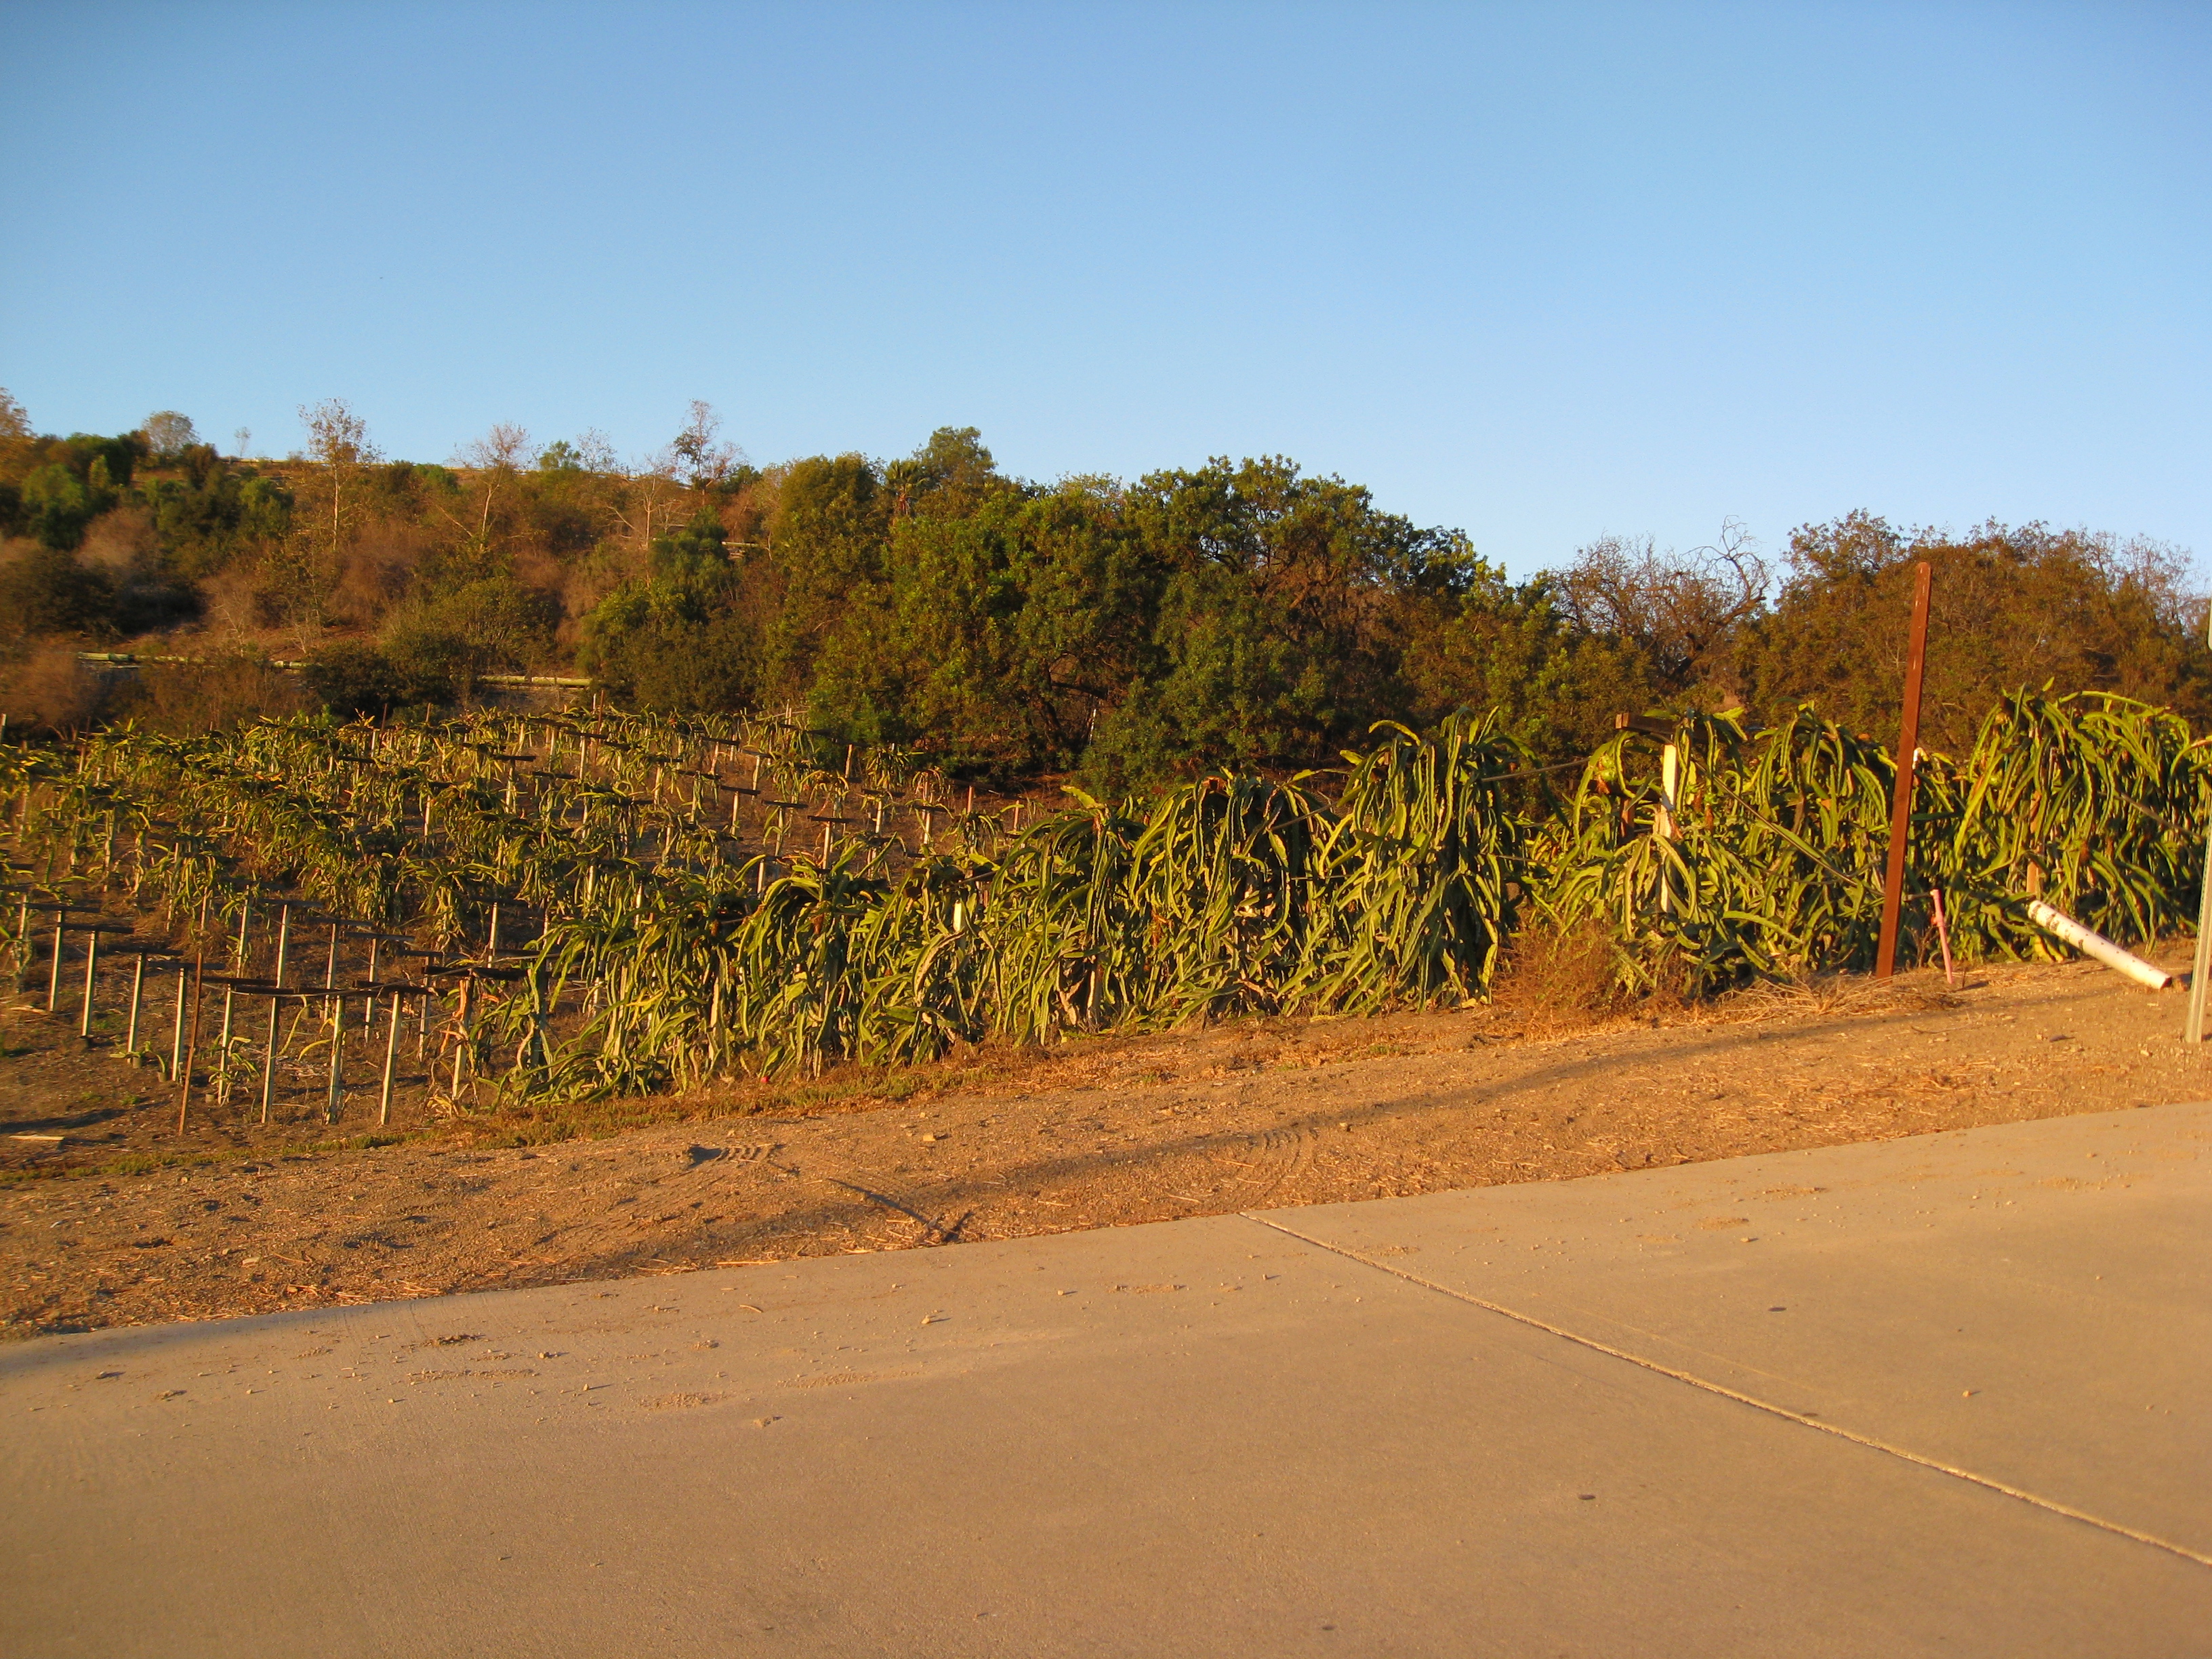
[1243,1210,2212,1572]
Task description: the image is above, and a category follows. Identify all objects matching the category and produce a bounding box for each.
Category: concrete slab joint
[4,1102,2207,1656]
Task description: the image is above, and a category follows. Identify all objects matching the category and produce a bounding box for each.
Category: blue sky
[3,1,2205,577]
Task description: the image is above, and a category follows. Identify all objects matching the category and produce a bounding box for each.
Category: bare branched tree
[434,423,538,568]
[668,400,743,491]
[572,429,619,473]
[276,399,384,640]
[1555,519,1767,699]
[300,398,377,469]
[455,422,532,473]
[142,411,199,461]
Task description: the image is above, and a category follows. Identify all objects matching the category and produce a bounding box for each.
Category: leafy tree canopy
[0,391,2199,783]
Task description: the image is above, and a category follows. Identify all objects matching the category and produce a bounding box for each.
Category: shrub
[303,642,415,717]
[18,464,115,552]
[0,543,119,638]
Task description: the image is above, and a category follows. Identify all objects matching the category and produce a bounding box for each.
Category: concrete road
[3,1104,2207,1658]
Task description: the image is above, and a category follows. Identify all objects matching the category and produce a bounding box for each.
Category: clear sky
[3,1,2205,577]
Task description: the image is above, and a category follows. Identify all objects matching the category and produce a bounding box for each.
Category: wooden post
[215,987,235,1103]
[46,918,64,1012]
[175,950,204,1132]
[1612,714,1679,918]
[170,966,189,1080]
[213,901,245,1102]
[78,925,99,1037]
[319,919,342,1122]
[125,952,146,1059]
[1875,561,1934,979]
[325,989,345,1124]
[378,992,403,1127]
[261,994,280,1124]
[450,977,474,1096]
[262,905,290,1124]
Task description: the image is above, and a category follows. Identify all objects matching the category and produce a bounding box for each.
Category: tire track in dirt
[1228,1124,1315,1206]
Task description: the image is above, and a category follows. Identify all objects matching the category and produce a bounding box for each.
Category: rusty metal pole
[2186,602,2212,1041]
[1875,561,1934,979]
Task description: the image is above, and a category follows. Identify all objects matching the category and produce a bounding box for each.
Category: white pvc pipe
[2028,900,2173,990]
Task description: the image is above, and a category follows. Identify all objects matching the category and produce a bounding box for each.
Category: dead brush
[1488,917,1643,1037]
[1717,965,1963,1025]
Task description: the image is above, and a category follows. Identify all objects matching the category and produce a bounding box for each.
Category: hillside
[0,390,2203,787]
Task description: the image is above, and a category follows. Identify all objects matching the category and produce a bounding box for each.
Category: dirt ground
[5,951,2209,1338]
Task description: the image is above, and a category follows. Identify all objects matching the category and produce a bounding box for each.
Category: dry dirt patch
[4,955,2207,1336]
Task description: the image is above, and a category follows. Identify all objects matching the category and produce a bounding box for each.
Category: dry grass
[109,652,306,734]
[1489,917,1641,1036]
[1714,964,1984,1025]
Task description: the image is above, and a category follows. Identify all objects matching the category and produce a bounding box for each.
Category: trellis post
[1875,562,1933,979]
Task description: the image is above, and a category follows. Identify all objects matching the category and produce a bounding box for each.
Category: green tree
[18,462,117,551]
[1736,513,2212,752]
[0,390,26,535]
[887,478,1156,772]
[144,452,292,580]
[1399,561,1654,764]
[884,425,1007,520]
[577,505,757,712]
[758,453,890,703]
[1084,457,1464,787]
[0,544,118,636]
[302,642,415,716]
